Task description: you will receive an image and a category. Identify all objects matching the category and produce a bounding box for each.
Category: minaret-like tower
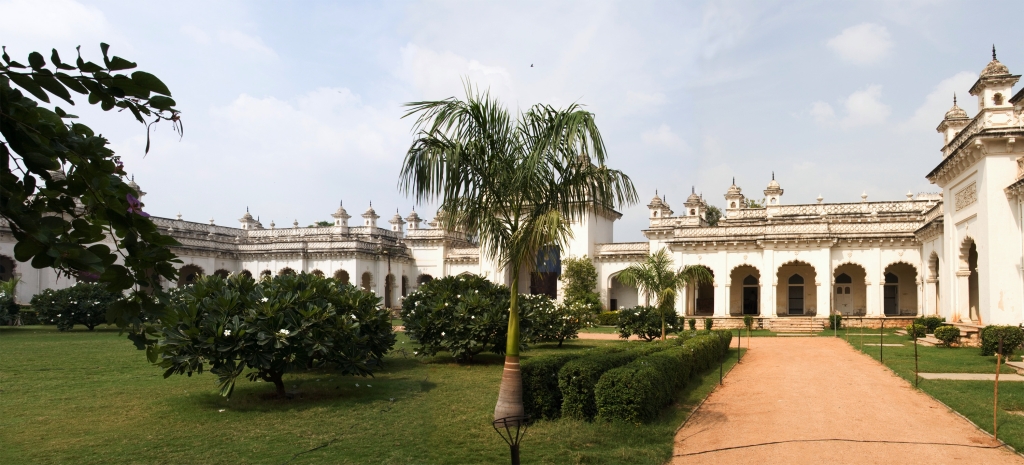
[389,209,406,236]
[969,46,1020,112]
[362,203,379,228]
[405,208,422,230]
[647,190,673,226]
[331,201,351,233]
[936,94,970,150]
[724,177,745,218]
[764,172,783,205]
[683,187,705,219]
[238,207,262,230]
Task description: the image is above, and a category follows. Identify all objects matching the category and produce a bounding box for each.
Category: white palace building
[3,52,1024,333]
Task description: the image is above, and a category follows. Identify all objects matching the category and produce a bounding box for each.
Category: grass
[842,328,1024,452]
[0,326,741,465]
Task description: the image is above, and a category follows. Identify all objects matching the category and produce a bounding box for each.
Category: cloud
[827,23,893,65]
[641,124,688,151]
[181,25,210,44]
[217,30,277,59]
[900,71,978,131]
[810,85,890,128]
[0,0,108,39]
[399,43,515,102]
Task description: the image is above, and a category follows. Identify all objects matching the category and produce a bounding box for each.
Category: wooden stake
[879,319,884,363]
[995,336,1003,439]
[914,329,919,388]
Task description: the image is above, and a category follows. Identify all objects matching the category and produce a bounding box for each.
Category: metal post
[913,328,919,388]
[995,336,1003,439]
[738,328,742,362]
[879,319,884,363]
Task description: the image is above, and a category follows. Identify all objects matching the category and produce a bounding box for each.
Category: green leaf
[55,72,89,94]
[8,73,49,102]
[107,56,137,71]
[51,49,75,70]
[27,52,45,70]
[13,239,46,262]
[33,73,73,104]
[130,71,171,96]
[100,43,111,67]
[148,95,176,111]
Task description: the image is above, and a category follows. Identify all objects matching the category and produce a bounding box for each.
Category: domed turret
[238,207,263,230]
[362,202,379,228]
[937,95,972,149]
[683,186,704,218]
[969,46,1020,112]
[764,172,783,205]
[724,177,746,214]
[389,209,406,236]
[647,190,673,224]
[127,175,146,198]
[405,208,422,230]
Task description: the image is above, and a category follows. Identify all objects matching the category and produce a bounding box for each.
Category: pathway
[672,337,1023,464]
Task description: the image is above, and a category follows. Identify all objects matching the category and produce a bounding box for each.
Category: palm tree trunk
[494,277,525,422]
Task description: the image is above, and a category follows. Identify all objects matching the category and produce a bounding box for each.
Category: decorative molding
[954,182,977,211]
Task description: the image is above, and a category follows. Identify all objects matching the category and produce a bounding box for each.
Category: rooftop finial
[993,44,997,60]
[131,174,135,181]
[655,189,658,196]
[772,171,775,180]
[691,186,695,194]
[246,206,249,213]
[732,176,735,185]
[340,199,343,207]
[953,93,957,105]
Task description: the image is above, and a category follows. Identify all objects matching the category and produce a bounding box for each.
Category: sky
[2,0,1022,242]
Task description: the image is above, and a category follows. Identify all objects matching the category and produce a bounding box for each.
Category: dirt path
[672,337,1022,464]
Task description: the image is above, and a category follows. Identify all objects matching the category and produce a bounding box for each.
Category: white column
[956,270,971,322]
[721,284,731,317]
[916,279,924,316]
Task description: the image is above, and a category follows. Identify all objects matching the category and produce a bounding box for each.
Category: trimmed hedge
[915,316,946,333]
[933,325,959,347]
[906,324,927,339]
[980,325,1024,357]
[595,311,619,326]
[594,331,732,423]
[522,352,584,420]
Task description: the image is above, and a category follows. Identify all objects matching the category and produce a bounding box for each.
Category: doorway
[742,275,759,315]
[788,274,804,315]
[883,272,899,316]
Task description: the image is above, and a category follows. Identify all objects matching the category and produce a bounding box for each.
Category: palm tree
[399,84,637,422]
[616,248,713,340]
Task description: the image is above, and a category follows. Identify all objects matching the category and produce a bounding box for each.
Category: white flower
[57,314,61,317]
[355,383,360,387]
[441,332,445,336]
[351,314,357,319]
[223,329,231,336]
[367,384,372,388]
[261,297,269,302]
[471,316,475,319]
[278,329,290,336]
[457,294,461,298]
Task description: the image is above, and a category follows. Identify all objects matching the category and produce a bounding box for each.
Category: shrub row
[522,352,586,420]
[933,325,960,346]
[905,324,927,339]
[594,331,731,423]
[595,311,619,326]
[30,283,121,331]
[914,316,946,333]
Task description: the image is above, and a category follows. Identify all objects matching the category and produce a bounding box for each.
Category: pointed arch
[178,265,204,287]
[833,262,867,316]
[608,269,639,311]
[776,260,816,316]
[729,264,760,316]
[883,261,919,316]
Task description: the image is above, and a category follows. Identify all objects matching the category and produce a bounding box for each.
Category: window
[994,93,1004,105]
[884,273,898,284]
[835,273,852,284]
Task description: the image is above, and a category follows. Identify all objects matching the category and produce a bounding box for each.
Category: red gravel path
[672,337,1023,464]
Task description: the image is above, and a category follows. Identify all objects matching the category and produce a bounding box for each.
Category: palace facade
[3,52,1024,331]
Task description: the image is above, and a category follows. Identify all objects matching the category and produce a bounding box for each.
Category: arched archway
[957,237,979,322]
[178,265,204,287]
[401,275,409,297]
[278,267,296,276]
[310,269,325,277]
[729,265,760,316]
[260,269,272,279]
[776,261,817,316]
[240,269,253,279]
[609,270,639,311]
[213,269,230,279]
[833,263,867,316]
[688,266,715,316]
[361,272,373,292]
[883,262,919,316]
[417,274,433,285]
[334,269,350,285]
[0,255,15,281]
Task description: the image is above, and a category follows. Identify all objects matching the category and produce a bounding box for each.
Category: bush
[703,318,714,330]
[742,315,754,331]
[30,283,121,331]
[522,352,583,420]
[980,325,1024,357]
[528,296,593,347]
[596,311,619,326]
[829,314,842,330]
[560,256,602,314]
[157,273,395,398]
[17,308,40,325]
[906,324,926,339]
[557,342,677,421]
[915,316,946,333]
[399,274,531,362]
[0,278,19,324]
[594,332,732,423]
[617,306,679,341]
[933,325,960,347]
[688,318,696,331]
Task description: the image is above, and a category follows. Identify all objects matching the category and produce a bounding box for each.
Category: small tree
[0,278,19,324]
[528,296,591,347]
[560,255,602,314]
[705,205,722,226]
[617,305,678,341]
[31,282,120,330]
[157,273,395,398]
[616,249,713,340]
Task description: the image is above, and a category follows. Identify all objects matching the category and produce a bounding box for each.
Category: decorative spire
[772,171,775,180]
[993,44,997,60]
[953,93,957,106]
[732,176,735,185]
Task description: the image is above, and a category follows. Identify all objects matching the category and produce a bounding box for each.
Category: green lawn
[0,326,741,465]
[843,328,1024,451]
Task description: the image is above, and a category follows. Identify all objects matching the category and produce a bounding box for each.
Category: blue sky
[2,0,1022,241]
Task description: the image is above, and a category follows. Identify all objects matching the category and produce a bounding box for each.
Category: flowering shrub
[526,295,593,347]
[156,273,394,398]
[399,274,533,362]
[616,306,679,341]
[0,278,19,324]
[559,255,602,314]
[30,283,121,331]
